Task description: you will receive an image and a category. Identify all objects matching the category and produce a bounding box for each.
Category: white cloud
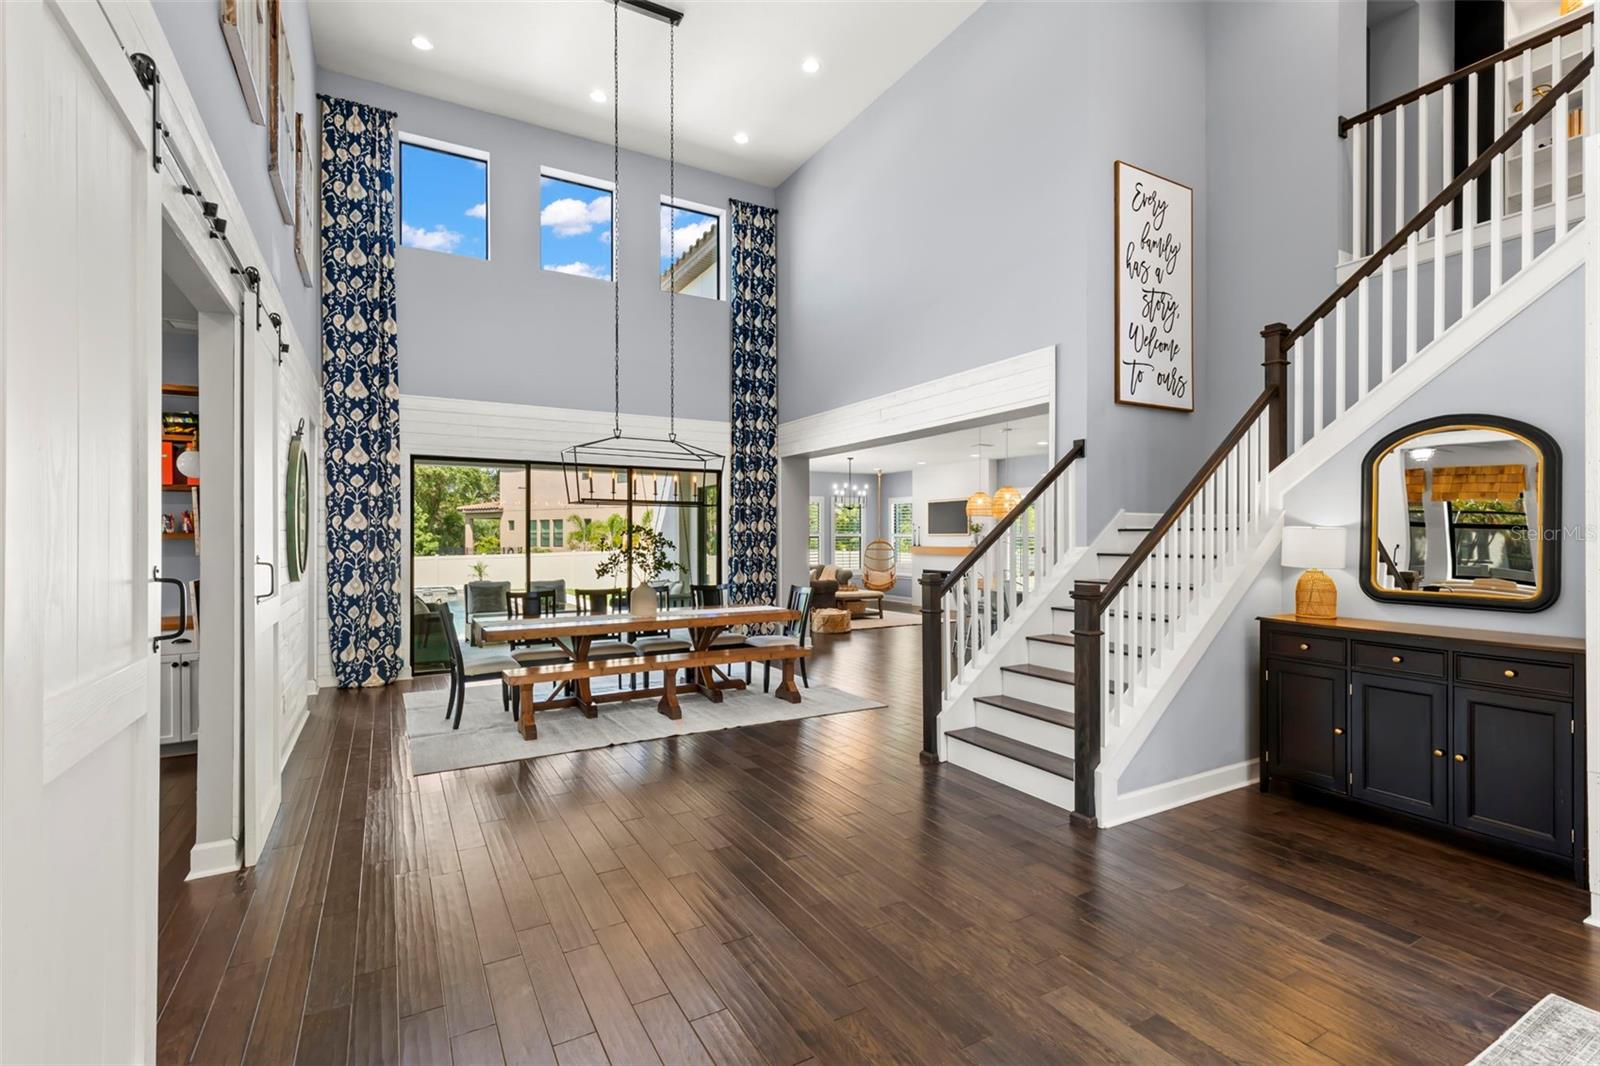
[541,195,611,237]
[402,223,464,253]
[464,202,487,219]
[660,215,715,260]
[548,261,607,279]
[599,229,611,245]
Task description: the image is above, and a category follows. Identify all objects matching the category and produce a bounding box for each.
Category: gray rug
[1473,995,1600,1064]
[403,680,884,775]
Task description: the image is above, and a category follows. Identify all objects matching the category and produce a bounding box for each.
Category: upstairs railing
[1068,47,1593,824]
[919,439,1085,761]
[1342,12,1592,261]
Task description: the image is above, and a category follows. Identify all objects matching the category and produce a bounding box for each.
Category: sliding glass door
[410,456,722,673]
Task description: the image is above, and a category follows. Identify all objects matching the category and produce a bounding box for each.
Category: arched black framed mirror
[1359,414,1560,612]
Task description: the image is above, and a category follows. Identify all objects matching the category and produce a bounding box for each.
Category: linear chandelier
[562,0,723,505]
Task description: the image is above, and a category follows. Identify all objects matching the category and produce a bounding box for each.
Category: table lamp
[1282,526,1347,619]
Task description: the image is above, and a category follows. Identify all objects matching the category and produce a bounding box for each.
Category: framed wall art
[294,112,317,285]
[219,0,269,124]
[268,0,296,223]
[1114,160,1194,412]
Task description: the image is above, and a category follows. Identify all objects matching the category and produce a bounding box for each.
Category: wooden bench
[502,644,810,740]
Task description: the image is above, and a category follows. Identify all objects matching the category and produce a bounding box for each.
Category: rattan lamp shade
[1282,526,1346,619]
[965,491,993,519]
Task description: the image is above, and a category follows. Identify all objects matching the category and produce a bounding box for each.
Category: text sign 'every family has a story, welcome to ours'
[1115,161,1194,412]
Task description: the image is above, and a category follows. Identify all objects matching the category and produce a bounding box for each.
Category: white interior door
[1,1,161,1060]
[242,306,282,866]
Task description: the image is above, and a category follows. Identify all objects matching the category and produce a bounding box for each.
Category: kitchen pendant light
[562,0,721,505]
[965,426,993,519]
[990,425,1022,518]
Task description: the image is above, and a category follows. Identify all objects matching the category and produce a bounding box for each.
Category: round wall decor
[285,426,310,582]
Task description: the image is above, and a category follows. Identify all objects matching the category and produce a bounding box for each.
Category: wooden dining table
[472,603,799,712]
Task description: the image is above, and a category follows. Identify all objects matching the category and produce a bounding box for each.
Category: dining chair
[745,585,813,692]
[571,587,641,689]
[521,586,562,618]
[436,602,519,730]
[524,579,567,616]
[633,584,692,687]
[692,584,749,650]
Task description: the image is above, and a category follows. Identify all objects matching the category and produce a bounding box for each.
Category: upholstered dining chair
[436,602,519,730]
[571,587,641,689]
[632,585,693,687]
[691,584,749,650]
[745,584,813,691]
[463,580,512,628]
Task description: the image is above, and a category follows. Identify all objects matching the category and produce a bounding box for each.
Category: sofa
[810,565,885,618]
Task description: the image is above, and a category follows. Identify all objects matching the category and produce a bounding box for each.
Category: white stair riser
[1052,609,1074,637]
[975,702,1074,752]
[947,738,1074,810]
[1028,638,1075,673]
[1002,670,1074,706]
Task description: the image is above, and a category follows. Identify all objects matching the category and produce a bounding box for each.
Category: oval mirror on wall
[1359,414,1560,612]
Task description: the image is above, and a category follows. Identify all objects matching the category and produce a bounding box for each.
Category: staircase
[923,27,1594,823]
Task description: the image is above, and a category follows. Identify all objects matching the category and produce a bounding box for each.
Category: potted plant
[595,524,686,617]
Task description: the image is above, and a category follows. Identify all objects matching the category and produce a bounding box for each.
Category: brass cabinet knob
[1504,669,1518,679]
[1433,748,1444,757]
[1299,643,1309,651]
[1333,727,1344,736]
[1454,753,1466,763]
[1391,655,1403,663]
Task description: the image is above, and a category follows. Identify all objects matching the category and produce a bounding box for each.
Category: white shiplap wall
[315,393,733,685]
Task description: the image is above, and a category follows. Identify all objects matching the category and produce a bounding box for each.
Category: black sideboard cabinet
[1259,614,1586,879]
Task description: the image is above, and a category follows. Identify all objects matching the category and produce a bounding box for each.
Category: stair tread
[947,728,1075,778]
[1025,632,1075,646]
[974,694,1075,729]
[1001,663,1075,685]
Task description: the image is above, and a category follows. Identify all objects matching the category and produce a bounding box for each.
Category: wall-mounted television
[927,499,970,535]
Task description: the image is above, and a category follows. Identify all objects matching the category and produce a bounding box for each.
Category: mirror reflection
[1366,423,1553,606]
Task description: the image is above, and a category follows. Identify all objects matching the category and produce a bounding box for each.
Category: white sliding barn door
[0,1,161,1060]
[242,309,283,865]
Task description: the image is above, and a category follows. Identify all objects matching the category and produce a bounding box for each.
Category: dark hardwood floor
[156,622,1600,1064]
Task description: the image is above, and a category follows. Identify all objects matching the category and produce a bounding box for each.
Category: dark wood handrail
[938,438,1086,595]
[1289,52,1592,347]
[1094,387,1276,610]
[1339,11,1592,136]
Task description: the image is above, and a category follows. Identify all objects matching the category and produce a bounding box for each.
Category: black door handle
[152,566,187,652]
[255,556,277,603]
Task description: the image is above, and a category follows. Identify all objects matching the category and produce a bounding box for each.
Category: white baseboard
[1099,759,1259,828]
[304,678,319,697]
[187,837,242,880]
[1587,895,1600,929]
[279,703,310,772]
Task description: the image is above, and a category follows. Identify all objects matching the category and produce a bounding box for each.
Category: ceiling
[810,413,1051,475]
[308,0,983,187]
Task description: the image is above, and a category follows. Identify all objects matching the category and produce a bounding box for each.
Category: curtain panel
[320,95,404,687]
[727,200,780,609]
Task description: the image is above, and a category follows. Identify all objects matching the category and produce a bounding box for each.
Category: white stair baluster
[1334,299,1347,418]
[1352,120,1365,258]
[1436,82,1451,341]
[1491,61,1505,291]
[1312,319,1326,434]
[1357,277,1370,401]
[1395,102,1407,233]
[1380,257,1394,389]
[1555,36,1570,237]
[1292,337,1306,450]
[1418,93,1430,238]
[1404,232,1418,368]
[1373,112,1384,251]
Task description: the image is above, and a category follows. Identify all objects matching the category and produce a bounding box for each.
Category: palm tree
[601,512,628,549]
[566,515,599,550]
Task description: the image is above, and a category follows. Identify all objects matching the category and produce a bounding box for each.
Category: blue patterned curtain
[320,96,403,687]
[727,201,779,608]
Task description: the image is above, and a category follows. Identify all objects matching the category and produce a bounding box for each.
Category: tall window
[660,200,723,299]
[540,169,612,280]
[890,499,914,568]
[807,497,822,566]
[398,136,488,259]
[833,496,862,570]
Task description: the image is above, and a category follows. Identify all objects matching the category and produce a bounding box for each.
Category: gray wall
[778,1,1365,538]
[315,71,776,421]
[154,0,319,362]
[1121,267,1586,791]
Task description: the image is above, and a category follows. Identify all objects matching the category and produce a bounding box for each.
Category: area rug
[843,611,920,631]
[402,681,885,775]
[1472,995,1600,1064]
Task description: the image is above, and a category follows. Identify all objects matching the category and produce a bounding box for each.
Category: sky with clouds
[539,176,613,279]
[398,142,487,259]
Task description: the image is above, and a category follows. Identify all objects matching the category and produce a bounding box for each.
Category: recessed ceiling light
[917,461,927,465]
[732,131,750,145]
[589,88,607,104]
[411,34,434,51]
[801,56,820,74]
[1036,440,1049,446]
[969,453,980,459]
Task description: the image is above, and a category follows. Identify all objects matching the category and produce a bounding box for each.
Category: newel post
[919,570,947,765]
[1070,580,1104,825]
[1261,321,1291,469]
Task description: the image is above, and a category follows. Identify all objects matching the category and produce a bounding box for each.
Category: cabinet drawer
[1456,654,1573,698]
[1351,642,1446,679]
[1264,631,1344,665]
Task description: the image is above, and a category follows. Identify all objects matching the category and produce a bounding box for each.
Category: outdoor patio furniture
[464,580,512,628]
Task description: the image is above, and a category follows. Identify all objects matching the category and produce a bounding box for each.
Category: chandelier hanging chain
[668,19,677,441]
[611,0,621,438]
